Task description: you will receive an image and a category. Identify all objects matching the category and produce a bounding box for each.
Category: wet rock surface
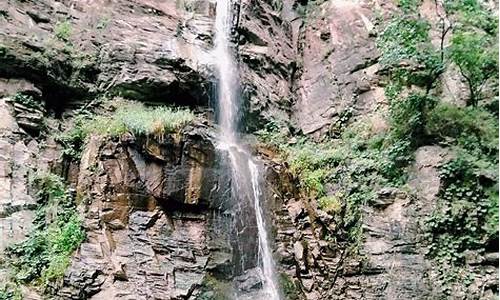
[61,126,231,299]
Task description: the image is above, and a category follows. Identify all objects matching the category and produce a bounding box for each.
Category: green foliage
[0,283,22,300]
[56,101,195,159]
[279,273,301,300]
[5,172,85,292]
[396,0,422,12]
[87,102,195,138]
[282,139,340,197]
[122,104,195,136]
[389,93,436,142]
[318,194,343,214]
[448,31,498,106]
[197,275,232,300]
[377,16,443,89]
[12,92,43,110]
[380,93,437,181]
[267,118,389,248]
[426,103,499,154]
[55,114,90,160]
[424,151,498,265]
[443,0,498,106]
[54,21,72,42]
[255,119,289,146]
[445,0,498,34]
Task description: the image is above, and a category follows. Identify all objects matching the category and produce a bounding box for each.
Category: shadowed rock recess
[0,0,498,299]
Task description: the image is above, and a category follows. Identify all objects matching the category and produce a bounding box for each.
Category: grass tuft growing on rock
[83,102,195,138]
[57,101,196,160]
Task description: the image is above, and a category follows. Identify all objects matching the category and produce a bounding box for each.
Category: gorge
[0,0,498,299]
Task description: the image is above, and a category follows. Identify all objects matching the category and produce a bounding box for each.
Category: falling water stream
[214,0,281,299]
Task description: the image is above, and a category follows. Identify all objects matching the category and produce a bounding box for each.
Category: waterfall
[214,0,281,299]
[214,0,238,143]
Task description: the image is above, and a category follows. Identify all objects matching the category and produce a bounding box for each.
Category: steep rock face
[0,84,63,290]
[292,0,386,136]
[60,126,235,299]
[0,0,296,121]
[0,0,215,108]
[237,0,296,130]
[0,0,497,299]
[271,145,498,300]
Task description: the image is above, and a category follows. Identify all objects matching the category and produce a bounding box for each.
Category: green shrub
[318,195,343,214]
[6,173,85,291]
[54,21,72,42]
[425,150,498,264]
[118,103,194,136]
[445,0,498,34]
[426,103,498,154]
[255,119,288,146]
[390,93,436,144]
[84,114,128,137]
[380,93,437,181]
[396,0,422,12]
[448,31,498,106]
[279,273,301,300]
[0,283,22,300]
[275,119,389,249]
[56,115,90,160]
[377,16,443,88]
[12,93,43,110]
[86,102,195,139]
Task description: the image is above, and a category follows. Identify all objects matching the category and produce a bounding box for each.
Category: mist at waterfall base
[211,0,281,299]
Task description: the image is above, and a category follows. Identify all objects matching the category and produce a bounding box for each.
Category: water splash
[213,0,281,299]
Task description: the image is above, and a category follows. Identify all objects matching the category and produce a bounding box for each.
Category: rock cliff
[0,0,497,299]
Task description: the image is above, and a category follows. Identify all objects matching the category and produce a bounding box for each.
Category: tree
[448,31,498,107]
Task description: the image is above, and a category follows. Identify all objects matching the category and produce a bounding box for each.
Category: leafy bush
[0,283,22,300]
[390,93,436,143]
[443,0,498,106]
[12,93,43,110]
[377,16,443,89]
[254,119,289,146]
[379,93,437,181]
[396,0,422,12]
[318,195,343,214]
[270,118,389,248]
[279,273,301,300]
[448,31,498,106]
[426,103,498,153]
[54,21,72,42]
[444,0,498,34]
[5,173,85,292]
[56,115,90,160]
[425,150,498,264]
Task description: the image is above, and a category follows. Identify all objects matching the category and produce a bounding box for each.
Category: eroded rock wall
[0,0,497,299]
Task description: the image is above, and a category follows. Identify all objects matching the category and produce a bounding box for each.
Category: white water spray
[215,0,238,143]
[248,160,281,298]
[214,0,281,299]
